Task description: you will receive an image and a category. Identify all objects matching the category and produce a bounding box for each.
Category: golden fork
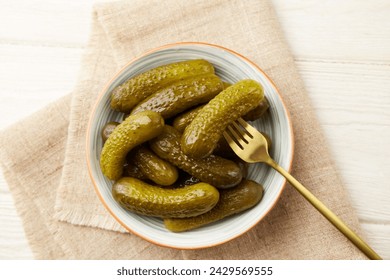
[223,118,381,260]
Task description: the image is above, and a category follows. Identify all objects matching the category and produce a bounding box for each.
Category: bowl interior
[87,43,293,249]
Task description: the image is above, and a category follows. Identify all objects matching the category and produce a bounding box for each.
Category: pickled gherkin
[172,105,205,133]
[173,97,269,133]
[181,79,264,158]
[130,74,223,119]
[101,121,119,143]
[110,59,215,112]
[164,180,264,232]
[112,177,220,218]
[131,146,178,186]
[150,125,242,189]
[100,111,164,181]
[123,160,148,181]
[243,97,270,121]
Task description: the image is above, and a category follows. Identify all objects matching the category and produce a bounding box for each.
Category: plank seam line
[360,219,390,226]
[0,39,86,49]
[295,58,390,67]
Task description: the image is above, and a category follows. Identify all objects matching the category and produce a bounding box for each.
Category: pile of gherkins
[99,59,270,232]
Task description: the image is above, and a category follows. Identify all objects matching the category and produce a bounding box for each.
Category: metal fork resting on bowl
[223,118,381,260]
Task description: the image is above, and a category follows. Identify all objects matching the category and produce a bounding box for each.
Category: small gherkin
[149,125,243,189]
[110,59,215,113]
[112,177,220,218]
[100,111,164,181]
[164,179,264,232]
[181,79,264,159]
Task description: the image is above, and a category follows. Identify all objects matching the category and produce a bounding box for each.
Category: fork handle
[266,159,382,260]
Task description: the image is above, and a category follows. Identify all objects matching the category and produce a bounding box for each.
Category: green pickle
[101,121,120,143]
[123,160,148,181]
[112,177,220,218]
[130,74,223,119]
[164,179,264,232]
[222,81,270,121]
[181,79,264,158]
[243,97,270,121]
[150,125,242,189]
[222,81,232,89]
[132,146,178,186]
[100,111,164,181]
[110,59,215,112]
[173,98,269,133]
[172,105,205,133]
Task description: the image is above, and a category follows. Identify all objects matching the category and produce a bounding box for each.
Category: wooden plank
[0,0,93,47]
[0,174,33,259]
[0,44,84,129]
[271,0,390,63]
[361,223,390,260]
[296,60,390,222]
[0,44,84,92]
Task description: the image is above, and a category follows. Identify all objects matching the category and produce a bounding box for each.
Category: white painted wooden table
[0,0,389,259]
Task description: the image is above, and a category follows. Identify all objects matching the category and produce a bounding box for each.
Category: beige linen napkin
[0,0,367,259]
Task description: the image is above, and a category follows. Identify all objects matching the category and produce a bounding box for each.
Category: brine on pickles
[112,177,219,218]
[181,79,264,158]
[110,59,215,112]
[149,125,243,189]
[130,74,223,119]
[100,111,164,181]
[164,179,264,232]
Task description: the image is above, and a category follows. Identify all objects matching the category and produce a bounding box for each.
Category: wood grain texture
[0,0,389,259]
[0,175,33,259]
[296,60,390,221]
[272,0,390,63]
[0,0,92,47]
[0,44,83,129]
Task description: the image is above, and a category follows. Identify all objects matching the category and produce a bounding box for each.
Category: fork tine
[236,118,255,136]
[231,120,253,142]
[223,131,243,151]
[236,118,270,151]
[226,125,247,148]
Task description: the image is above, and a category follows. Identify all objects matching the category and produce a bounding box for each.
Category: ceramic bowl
[86,42,294,249]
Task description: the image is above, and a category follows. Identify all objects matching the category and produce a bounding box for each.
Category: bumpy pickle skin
[222,80,270,121]
[110,59,215,113]
[131,146,179,186]
[164,179,264,232]
[181,79,264,158]
[149,125,242,189]
[123,160,148,181]
[100,111,164,181]
[173,98,269,134]
[172,105,205,133]
[112,177,220,218]
[130,74,223,119]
